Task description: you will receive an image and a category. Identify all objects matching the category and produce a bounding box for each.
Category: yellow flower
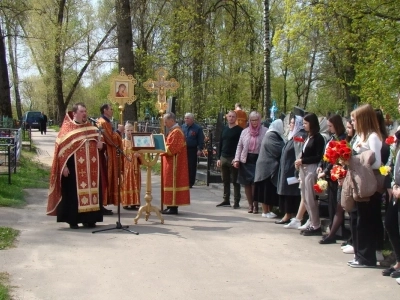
[317,179,328,191]
[323,155,329,162]
[379,165,391,176]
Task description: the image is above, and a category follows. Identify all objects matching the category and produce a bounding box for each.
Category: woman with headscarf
[254,119,286,218]
[233,111,268,213]
[276,115,308,225]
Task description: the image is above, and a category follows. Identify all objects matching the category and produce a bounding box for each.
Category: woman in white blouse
[348,104,382,268]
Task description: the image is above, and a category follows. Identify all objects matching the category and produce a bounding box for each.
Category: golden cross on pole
[143,67,180,105]
[143,67,180,133]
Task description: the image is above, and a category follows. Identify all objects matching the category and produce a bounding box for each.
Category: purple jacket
[234,126,268,163]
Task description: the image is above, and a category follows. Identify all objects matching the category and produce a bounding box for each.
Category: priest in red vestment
[235,103,248,129]
[47,103,103,229]
[96,104,124,214]
[161,112,190,214]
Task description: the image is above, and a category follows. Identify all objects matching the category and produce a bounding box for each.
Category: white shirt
[352,132,382,169]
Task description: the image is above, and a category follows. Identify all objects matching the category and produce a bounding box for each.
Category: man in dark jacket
[182,113,205,188]
[216,111,243,208]
[39,112,48,135]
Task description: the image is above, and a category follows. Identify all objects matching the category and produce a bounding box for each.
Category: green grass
[0,272,11,300]
[0,149,49,207]
[0,227,19,250]
[0,228,19,299]
[141,161,161,175]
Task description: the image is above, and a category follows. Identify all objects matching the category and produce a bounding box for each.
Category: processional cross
[143,67,180,114]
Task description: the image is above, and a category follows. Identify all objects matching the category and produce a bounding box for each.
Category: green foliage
[4,0,400,123]
[0,227,19,250]
[0,150,49,207]
[140,161,160,175]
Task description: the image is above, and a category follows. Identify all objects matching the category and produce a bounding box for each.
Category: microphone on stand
[88,117,98,123]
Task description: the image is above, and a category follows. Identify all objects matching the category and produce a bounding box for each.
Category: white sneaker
[266,212,277,219]
[343,245,354,254]
[376,250,384,262]
[347,258,357,266]
[261,213,269,218]
[341,244,351,250]
[283,218,301,229]
[298,219,311,230]
[396,278,400,285]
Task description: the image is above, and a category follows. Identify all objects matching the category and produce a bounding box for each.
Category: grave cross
[143,67,180,105]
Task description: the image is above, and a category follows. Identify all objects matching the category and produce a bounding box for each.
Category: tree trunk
[116,0,137,122]
[0,23,12,119]
[263,0,271,117]
[6,21,23,120]
[192,0,205,119]
[303,46,317,109]
[54,0,67,125]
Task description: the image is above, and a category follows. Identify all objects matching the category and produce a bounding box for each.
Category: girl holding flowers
[294,113,325,236]
[316,114,347,244]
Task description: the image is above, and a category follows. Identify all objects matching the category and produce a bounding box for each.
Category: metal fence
[0,128,22,184]
[135,121,162,134]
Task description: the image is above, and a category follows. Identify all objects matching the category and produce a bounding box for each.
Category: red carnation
[293,136,305,142]
[313,184,322,193]
[385,136,395,145]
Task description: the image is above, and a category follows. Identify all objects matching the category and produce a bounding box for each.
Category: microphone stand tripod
[90,121,139,235]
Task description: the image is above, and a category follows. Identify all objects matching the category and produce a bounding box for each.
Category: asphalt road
[0,128,398,299]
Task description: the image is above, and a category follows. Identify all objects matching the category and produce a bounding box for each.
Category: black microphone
[87,117,98,123]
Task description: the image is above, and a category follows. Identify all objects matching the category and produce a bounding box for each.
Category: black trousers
[40,122,47,134]
[328,181,340,230]
[354,192,383,266]
[187,147,198,187]
[384,198,400,262]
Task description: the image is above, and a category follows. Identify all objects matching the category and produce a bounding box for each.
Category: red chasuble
[96,117,123,206]
[121,139,141,206]
[47,112,101,216]
[162,126,190,206]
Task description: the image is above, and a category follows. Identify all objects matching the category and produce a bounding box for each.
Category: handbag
[348,150,377,201]
[373,169,386,194]
[341,173,355,212]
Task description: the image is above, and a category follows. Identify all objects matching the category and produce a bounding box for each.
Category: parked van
[22,111,42,130]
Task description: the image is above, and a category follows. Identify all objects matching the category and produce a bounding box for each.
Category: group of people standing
[217,102,400,285]
[46,103,196,229]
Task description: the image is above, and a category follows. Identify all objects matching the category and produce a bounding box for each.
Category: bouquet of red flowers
[313,179,328,194]
[323,140,352,165]
[330,165,347,181]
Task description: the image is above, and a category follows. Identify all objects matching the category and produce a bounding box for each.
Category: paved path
[0,128,398,299]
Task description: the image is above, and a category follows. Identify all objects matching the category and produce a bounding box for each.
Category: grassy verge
[0,149,46,300]
[48,125,60,132]
[0,272,11,300]
[0,227,19,300]
[0,148,49,207]
[0,227,19,250]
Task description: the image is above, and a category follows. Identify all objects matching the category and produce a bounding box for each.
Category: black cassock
[57,155,103,225]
